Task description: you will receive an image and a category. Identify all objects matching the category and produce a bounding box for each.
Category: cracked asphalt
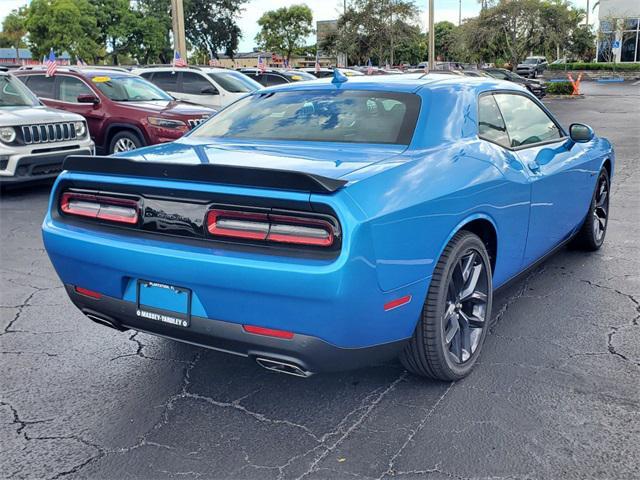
[1,81,639,480]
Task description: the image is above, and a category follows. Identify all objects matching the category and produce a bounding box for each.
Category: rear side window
[494,93,562,148]
[58,76,93,102]
[23,75,55,98]
[264,74,287,86]
[191,89,421,145]
[150,71,178,91]
[181,72,213,95]
[478,94,510,148]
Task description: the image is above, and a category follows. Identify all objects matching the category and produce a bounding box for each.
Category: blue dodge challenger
[43,72,613,380]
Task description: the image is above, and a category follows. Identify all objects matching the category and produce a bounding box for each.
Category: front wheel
[400,231,492,380]
[570,169,610,251]
[109,131,144,154]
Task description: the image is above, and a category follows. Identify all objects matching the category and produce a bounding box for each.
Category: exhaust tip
[255,357,312,378]
[84,312,127,332]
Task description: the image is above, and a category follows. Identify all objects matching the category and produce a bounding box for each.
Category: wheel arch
[104,123,147,150]
[444,214,498,274]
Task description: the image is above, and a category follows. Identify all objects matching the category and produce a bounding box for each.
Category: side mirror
[77,94,99,104]
[201,87,219,95]
[569,123,594,143]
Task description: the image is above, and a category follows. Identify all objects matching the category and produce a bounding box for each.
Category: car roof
[14,66,135,78]
[256,72,524,94]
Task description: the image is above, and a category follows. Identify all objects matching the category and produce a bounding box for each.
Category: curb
[544,94,584,100]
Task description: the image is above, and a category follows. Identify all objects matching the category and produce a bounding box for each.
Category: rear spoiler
[62,155,348,194]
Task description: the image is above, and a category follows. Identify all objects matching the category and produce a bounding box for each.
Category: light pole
[171,0,187,61]
[428,0,435,70]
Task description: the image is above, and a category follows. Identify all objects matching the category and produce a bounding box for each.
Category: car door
[493,92,593,265]
[179,71,221,109]
[49,75,106,141]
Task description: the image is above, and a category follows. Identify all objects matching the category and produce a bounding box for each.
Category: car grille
[21,123,78,145]
[188,117,210,129]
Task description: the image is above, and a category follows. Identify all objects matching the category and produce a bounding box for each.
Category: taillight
[206,209,335,247]
[60,192,139,225]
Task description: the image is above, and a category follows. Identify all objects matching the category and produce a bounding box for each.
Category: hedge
[548,62,640,71]
[546,81,574,95]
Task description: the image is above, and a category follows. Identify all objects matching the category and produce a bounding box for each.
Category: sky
[1,0,599,53]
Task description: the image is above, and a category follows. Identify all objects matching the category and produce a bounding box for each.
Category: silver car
[0,70,94,185]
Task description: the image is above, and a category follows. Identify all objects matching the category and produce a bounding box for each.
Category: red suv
[14,68,216,154]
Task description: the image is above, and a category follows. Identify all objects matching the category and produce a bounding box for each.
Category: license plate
[136,280,191,328]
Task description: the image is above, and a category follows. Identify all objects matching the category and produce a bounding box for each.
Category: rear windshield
[191,90,420,145]
[208,71,261,93]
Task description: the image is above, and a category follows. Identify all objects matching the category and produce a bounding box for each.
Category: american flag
[314,52,320,74]
[367,58,373,75]
[46,49,57,77]
[76,57,87,67]
[173,51,187,67]
[257,55,266,73]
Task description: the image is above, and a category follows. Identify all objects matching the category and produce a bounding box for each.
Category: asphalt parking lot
[1,81,639,480]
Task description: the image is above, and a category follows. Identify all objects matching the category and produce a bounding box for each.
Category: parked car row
[0,59,548,186]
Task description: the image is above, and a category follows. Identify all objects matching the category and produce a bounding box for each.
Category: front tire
[109,130,144,154]
[571,169,610,251]
[400,231,492,381]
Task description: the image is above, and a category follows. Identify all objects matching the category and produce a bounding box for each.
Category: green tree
[130,0,173,64]
[25,0,101,61]
[433,21,460,61]
[570,25,596,61]
[184,0,246,59]
[91,0,140,64]
[2,10,27,62]
[334,0,420,66]
[255,4,314,63]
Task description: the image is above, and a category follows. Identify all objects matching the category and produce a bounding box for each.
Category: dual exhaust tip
[85,311,312,378]
[255,357,312,378]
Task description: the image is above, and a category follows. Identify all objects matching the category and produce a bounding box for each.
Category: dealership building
[597,0,640,62]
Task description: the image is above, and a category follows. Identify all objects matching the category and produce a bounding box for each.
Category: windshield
[0,75,40,107]
[91,75,172,101]
[191,90,420,145]
[207,71,261,93]
[523,58,539,64]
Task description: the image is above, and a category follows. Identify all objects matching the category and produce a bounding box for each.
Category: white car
[0,70,94,185]
[133,66,262,109]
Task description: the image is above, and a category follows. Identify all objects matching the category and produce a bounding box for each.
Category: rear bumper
[66,285,406,374]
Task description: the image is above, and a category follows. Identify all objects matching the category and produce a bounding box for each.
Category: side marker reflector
[75,286,102,299]
[243,325,294,340]
[384,295,412,311]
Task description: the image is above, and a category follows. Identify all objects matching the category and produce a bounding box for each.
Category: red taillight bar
[206,209,335,247]
[74,286,102,299]
[384,295,412,311]
[60,192,139,225]
[243,325,294,340]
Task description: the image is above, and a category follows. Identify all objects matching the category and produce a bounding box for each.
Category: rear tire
[570,169,610,251]
[400,231,492,381]
[109,130,144,154]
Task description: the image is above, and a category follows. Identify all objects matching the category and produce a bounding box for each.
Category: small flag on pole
[367,58,373,75]
[257,55,266,73]
[314,52,320,74]
[173,50,187,67]
[46,49,57,77]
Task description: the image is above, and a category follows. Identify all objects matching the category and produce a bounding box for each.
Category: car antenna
[332,68,348,85]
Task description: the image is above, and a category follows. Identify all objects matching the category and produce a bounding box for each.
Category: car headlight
[73,121,86,138]
[148,117,186,129]
[0,127,16,144]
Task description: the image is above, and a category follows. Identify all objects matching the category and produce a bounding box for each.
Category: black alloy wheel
[400,231,493,380]
[571,168,610,251]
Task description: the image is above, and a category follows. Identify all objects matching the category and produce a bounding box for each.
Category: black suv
[237,68,316,87]
[482,68,547,99]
